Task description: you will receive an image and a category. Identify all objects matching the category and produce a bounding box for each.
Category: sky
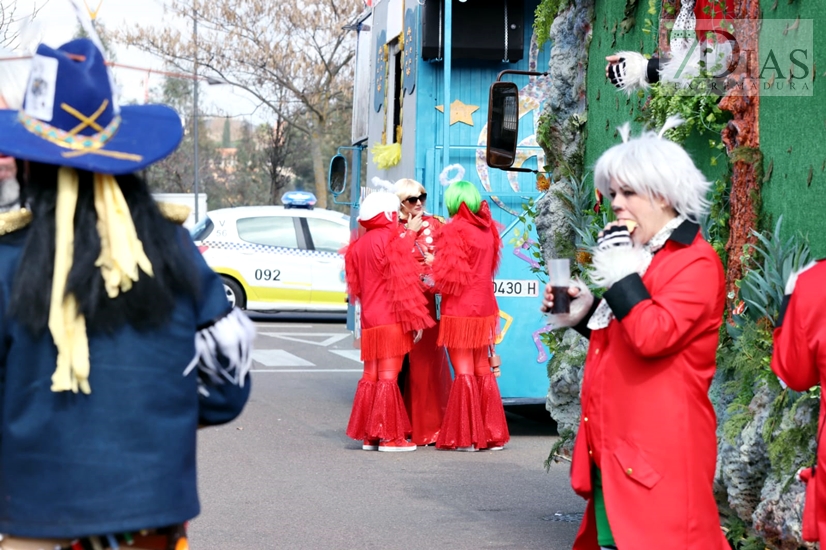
[8,0,269,123]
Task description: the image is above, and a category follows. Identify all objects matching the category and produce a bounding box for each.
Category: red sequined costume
[344,210,434,446]
[399,214,452,446]
[432,202,509,450]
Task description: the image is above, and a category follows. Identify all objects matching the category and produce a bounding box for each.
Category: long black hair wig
[9,162,199,335]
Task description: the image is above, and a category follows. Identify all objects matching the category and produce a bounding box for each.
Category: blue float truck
[329,0,551,404]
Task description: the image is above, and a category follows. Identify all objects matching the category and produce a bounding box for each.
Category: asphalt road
[189,313,583,549]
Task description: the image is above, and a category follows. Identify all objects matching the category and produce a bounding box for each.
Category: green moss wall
[585,0,657,173]
[759,0,826,256]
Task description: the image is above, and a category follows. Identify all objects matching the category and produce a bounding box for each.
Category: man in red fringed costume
[395,178,452,446]
[432,178,509,452]
[344,191,435,452]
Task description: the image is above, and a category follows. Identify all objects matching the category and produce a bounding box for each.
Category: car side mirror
[486,81,520,169]
[328,154,348,196]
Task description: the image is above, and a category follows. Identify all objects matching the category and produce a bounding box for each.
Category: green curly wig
[444,180,481,217]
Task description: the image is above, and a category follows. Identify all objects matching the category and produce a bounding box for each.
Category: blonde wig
[394,178,426,202]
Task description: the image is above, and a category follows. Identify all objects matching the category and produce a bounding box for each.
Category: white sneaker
[456,446,478,452]
[378,438,417,452]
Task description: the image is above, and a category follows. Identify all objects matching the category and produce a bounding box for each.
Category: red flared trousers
[436,347,510,450]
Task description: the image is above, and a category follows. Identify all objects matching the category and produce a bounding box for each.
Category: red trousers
[401,296,451,445]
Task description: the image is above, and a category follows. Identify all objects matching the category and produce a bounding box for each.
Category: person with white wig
[343,190,435,452]
[541,117,728,549]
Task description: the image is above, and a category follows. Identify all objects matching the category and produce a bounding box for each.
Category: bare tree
[1,1,44,50]
[0,1,21,49]
[115,0,362,208]
[144,74,219,200]
[264,120,293,205]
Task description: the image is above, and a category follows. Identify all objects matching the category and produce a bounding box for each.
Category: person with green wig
[431,165,509,451]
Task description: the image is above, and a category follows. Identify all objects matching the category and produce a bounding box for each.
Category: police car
[281,190,317,209]
[190,193,350,312]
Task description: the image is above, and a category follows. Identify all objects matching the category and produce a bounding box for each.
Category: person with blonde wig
[393,177,451,446]
[542,117,728,549]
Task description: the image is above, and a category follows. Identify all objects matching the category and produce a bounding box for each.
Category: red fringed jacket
[344,212,434,360]
[432,202,502,349]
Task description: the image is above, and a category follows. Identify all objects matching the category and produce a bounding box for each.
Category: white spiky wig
[0,48,29,109]
[357,190,400,222]
[594,117,711,222]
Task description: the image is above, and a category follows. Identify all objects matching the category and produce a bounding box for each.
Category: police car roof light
[281,191,318,209]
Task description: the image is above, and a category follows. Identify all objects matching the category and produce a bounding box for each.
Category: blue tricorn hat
[0,38,183,175]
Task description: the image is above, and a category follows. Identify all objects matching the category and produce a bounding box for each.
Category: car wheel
[221,276,247,309]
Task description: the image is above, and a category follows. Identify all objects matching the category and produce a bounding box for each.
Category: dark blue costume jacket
[0,226,251,538]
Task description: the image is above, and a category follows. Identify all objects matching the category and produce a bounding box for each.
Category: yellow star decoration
[435,99,479,126]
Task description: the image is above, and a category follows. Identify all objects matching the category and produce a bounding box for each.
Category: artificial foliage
[704,173,731,265]
[545,428,575,470]
[533,0,573,47]
[729,217,811,336]
[764,389,819,484]
[718,318,776,446]
[640,0,659,35]
[510,199,547,283]
[636,81,730,144]
[537,111,587,182]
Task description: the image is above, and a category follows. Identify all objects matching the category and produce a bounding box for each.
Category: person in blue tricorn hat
[0,38,254,550]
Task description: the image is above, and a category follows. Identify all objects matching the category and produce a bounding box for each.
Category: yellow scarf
[49,168,154,394]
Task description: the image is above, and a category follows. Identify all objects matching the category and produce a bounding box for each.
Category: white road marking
[253,324,314,328]
[252,349,315,367]
[258,332,350,347]
[330,350,363,363]
[252,369,362,373]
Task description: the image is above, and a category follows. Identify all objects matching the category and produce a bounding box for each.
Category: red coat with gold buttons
[569,221,730,550]
[401,214,443,281]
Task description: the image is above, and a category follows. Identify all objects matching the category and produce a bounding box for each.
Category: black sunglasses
[404,194,427,205]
